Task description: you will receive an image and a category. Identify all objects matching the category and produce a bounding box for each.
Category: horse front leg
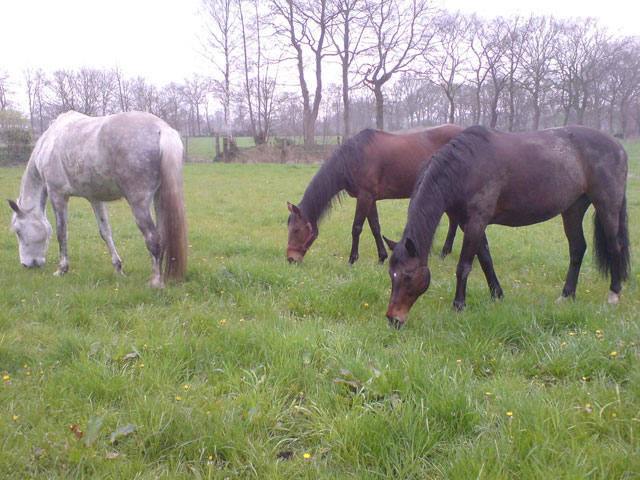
[476,233,503,299]
[440,214,458,258]
[91,201,123,275]
[348,194,371,264]
[452,225,486,311]
[49,193,70,276]
[130,201,165,288]
[366,202,388,264]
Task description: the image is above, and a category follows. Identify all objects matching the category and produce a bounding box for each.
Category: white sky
[1,0,638,92]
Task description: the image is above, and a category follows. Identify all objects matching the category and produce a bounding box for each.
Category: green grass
[1,143,639,479]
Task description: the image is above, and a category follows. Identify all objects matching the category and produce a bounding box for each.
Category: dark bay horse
[286,124,464,264]
[9,111,188,288]
[385,125,630,326]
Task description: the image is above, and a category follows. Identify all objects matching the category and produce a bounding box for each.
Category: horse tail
[593,194,630,282]
[158,127,188,281]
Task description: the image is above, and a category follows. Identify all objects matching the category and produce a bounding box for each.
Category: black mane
[298,128,378,223]
[401,125,491,257]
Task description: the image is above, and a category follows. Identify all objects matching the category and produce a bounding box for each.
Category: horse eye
[293,228,300,234]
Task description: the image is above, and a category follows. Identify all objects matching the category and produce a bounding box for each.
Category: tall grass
[0,143,639,479]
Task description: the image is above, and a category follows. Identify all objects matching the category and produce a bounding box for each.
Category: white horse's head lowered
[9,200,53,268]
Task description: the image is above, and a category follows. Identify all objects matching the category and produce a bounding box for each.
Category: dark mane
[299,129,378,223]
[403,126,491,257]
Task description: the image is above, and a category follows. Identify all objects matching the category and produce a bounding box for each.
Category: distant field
[183,136,340,161]
[0,143,638,478]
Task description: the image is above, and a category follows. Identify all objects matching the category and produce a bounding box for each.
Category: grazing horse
[286,125,464,264]
[385,125,630,327]
[9,110,188,288]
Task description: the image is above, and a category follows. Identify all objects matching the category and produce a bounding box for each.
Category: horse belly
[492,190,581,227]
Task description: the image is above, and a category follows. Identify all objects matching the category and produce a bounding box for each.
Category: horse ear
[8,199,23,218]
[404,237,418,257]
[383,235,397,251]
[287,202,302,216]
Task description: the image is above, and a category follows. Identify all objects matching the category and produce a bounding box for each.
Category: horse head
[8,199,53,268]
[384,236,431,328]
[286,202,317,263]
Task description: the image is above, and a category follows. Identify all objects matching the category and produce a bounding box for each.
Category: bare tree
[0,71,12,111]
[427,12,471,124]
[238,0,278,144]
[360,0,436,130]
[270,0,331,147]
[180,75,211,136]
[327,0,368,138]
[201,0,239,140]
[519,15,558,130]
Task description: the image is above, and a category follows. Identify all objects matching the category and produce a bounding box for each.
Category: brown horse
[385,125,630,327]
[286,125,464,264]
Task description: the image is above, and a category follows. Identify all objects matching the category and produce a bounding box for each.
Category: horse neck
[298,159,348,225]
[19,159,47,214]
[405,159,462,256]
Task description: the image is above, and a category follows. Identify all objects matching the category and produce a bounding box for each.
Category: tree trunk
[374,83,384,130]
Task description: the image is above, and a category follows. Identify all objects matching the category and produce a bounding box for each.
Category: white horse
[9,110,188,288]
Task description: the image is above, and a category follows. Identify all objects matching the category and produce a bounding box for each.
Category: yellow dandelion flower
[506,411,514,418]
[294,405,300,410]
[176,396,182,402]
[219,319,227,324]
[456,359,462,364]
[12,415,19,421]
[364,302,369,307]
[582,376,587,381]
[140,364,145,368]
[21,299,26,303]
[561,341,567,347]
[208,455,213,461]
[595,330,602,334]
[23,364,28,369]
[610,351,618,357]
[26,371,31,376]
[184,385,190,391]
[303,453,311,460]
[569,332,575,336]
[2,375,9,381]
[611,413,617,418]
[239,318,244,323]
[485,392,492,396]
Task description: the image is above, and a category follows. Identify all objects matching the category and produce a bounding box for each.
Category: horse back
[359,125,463,199]
[37,111,169,202]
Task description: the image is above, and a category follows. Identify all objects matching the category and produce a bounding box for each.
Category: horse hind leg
[131,199,165,288]
[558,196,590,301]
[592,198,629,304]
[91,201,123,274]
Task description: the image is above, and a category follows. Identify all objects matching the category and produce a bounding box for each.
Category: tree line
[1,0,639,146]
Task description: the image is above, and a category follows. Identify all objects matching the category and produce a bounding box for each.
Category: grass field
[1,143,639,479]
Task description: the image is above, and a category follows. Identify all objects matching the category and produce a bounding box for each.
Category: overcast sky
[1,0,638,89]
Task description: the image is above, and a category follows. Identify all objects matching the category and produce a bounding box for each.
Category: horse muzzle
[22,258,45,268]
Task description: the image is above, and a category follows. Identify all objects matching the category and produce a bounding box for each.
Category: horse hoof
[452,301,465,312]
[608,291,619,304]
[147,279,165,289]
[555,296,567,303]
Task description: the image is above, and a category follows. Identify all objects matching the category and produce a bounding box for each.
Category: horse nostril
[386,315,404,329]
[287,257,295,263]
